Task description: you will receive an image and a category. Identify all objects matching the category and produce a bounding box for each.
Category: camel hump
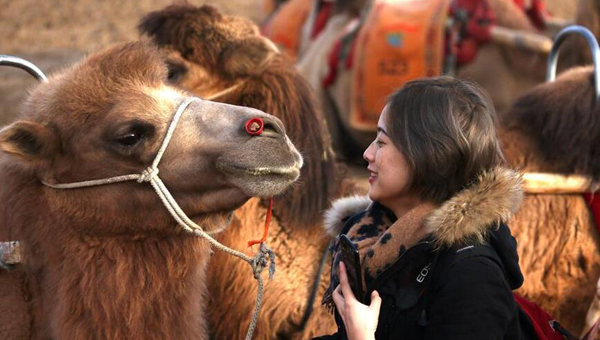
[506,66,600,178]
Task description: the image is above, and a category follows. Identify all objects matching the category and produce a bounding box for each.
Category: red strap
[248,196,274,247]
[322,22,359,88]
[584,193,600,237]
[323,37,344,88]
[511,0,547,30]
[450,0,496,65]
[311,1,334,39]
[526,0,547,30]
[452,0,496,42]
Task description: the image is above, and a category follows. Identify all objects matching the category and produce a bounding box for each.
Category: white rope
[205,80,247,101]
[42,96,274,340]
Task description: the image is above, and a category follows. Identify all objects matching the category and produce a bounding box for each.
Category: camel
[270,0,553,157]
[499,65,600,335]
[137,4,600,338]
[138,5,352,340]
[0,41,303,340]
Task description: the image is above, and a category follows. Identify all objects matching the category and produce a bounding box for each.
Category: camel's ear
[220,37,278,77]
[0,121,58,160]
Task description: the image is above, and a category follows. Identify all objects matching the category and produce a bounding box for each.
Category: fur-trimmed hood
[324,167,523,248]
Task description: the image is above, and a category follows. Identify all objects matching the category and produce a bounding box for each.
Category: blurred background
[0,0,578,125]
[0,0,266,126]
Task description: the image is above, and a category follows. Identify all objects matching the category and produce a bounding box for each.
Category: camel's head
[137,4,279,97]
[0,42,302,234]
[138,5,345,226]
[501,66,600,180]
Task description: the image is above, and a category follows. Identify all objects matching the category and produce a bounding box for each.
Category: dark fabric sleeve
[423,257,516,340]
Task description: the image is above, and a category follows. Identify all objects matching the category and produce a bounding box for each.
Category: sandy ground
[0,0,577,127]
[0,0,265,54]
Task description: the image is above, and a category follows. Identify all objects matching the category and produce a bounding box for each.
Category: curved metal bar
[546,25,600,100]
[0,54,48,82]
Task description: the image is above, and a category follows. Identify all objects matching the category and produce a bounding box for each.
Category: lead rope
[42,97,275,340]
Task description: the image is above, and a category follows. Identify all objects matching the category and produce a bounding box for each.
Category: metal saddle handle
[0,54,48,82]
[546,25,600,101]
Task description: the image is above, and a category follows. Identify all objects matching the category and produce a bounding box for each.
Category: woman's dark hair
[386,76,504,204]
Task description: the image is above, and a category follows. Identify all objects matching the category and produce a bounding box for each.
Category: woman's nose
[363,141,375,163]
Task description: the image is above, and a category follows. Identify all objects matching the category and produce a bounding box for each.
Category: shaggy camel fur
[0,41,303,340]
[500,66,600,334]
[294,0,548,156]
[139,5,352,340]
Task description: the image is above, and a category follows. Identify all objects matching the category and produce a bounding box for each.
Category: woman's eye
[116,132,142,146]
[376,140,384,147]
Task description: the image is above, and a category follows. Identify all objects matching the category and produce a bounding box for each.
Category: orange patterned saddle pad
[350,0,451,131]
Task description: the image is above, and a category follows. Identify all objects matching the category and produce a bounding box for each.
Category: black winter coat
[314,168,537,340]
[314,224,537,340]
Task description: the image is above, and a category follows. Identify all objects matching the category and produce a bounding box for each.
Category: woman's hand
[332,261,382,340]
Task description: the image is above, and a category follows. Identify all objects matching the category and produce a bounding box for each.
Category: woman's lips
[368,172,377,183]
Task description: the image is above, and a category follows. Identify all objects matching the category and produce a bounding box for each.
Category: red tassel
[248,196,274,247]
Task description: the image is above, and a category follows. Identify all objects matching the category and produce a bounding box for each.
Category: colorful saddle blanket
[349,0,450,131]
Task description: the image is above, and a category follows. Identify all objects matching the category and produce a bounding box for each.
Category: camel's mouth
[216,161,301,197]
[217,162,301,181]
[224,164,300,178]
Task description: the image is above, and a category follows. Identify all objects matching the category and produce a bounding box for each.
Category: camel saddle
[325,0,545,132]
[348,0,450,131]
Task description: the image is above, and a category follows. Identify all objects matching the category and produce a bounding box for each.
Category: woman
[315,77,532,340]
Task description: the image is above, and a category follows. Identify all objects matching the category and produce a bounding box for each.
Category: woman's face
[363,107,412,206]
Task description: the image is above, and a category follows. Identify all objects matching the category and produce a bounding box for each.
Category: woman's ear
[219,36,278,77]
[0,121,58,161]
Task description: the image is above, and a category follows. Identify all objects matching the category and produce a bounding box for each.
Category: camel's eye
[110,122,155,149]
[116,132,142,146]
[166,61,187,84]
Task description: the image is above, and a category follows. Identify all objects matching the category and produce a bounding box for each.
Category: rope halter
[42,96,275,340]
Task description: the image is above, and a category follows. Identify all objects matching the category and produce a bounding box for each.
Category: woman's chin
[367,188,378,202]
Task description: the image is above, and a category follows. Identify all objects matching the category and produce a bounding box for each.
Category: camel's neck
[0,165,212,340]
[40,230,210,340]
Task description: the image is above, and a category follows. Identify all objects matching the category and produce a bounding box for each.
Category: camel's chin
[216,162,300,198]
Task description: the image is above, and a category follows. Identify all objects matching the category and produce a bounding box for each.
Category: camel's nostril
[260,122,281,139]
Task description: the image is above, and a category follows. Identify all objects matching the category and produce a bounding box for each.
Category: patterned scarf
[322,202,436,311]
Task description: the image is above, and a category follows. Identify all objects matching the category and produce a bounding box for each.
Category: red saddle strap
[583,193,600,237]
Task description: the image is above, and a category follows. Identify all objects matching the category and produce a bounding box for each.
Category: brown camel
[500,66,600,335]
[139,5,352,340]
[0,41,303,340]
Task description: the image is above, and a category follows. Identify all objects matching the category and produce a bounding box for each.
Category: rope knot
[138,167,159,183]
[251,243,276,280]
